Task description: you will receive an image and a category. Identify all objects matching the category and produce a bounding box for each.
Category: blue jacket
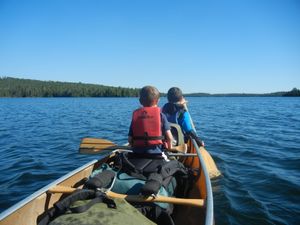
[162,103,194,135]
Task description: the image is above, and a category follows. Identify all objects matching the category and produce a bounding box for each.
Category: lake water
[0,97,299,225]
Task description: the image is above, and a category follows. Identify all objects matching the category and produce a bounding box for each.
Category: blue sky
[0,0,299,94]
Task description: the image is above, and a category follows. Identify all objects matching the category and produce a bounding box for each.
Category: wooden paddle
[79,138,186,154]
[199,146,221,178]
[184,102,221,179]
[79,138,131,154]
[49,185,204,207]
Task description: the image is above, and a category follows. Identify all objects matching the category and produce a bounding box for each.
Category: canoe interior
[0,141,212,225]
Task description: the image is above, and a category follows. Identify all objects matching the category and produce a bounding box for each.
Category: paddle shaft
[49,185,204,207]
[80,138,187,154]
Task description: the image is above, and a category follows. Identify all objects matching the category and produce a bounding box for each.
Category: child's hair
[167,87,183,103]
[139,86,160,106]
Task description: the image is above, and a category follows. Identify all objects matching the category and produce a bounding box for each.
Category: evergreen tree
[283,88,300,97]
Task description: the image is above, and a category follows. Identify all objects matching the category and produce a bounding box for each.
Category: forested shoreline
[0,77,299,97]
[185,88,300,97]
[0,77,140,97]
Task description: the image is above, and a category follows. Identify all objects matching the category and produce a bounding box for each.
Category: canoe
[0,138,214,225]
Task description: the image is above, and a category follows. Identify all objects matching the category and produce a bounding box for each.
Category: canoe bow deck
[0,139,214,225]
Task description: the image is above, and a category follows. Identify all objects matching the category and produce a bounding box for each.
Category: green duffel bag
[40,189,156,225]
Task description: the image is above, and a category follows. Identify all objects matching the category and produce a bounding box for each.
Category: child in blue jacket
[162,87,204,146]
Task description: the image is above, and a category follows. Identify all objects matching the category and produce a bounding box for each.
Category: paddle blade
[200,147,221,179]
[170,144,187,153]
[79,138,117,154]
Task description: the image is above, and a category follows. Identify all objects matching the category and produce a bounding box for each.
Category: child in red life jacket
[128,86,173,155]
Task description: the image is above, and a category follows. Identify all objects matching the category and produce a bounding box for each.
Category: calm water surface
[0,97,299,225]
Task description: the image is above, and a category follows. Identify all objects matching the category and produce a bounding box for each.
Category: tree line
[0,77,299,97]
[282,88,300,97]
[0,77,140,97]
[185,89,300,97]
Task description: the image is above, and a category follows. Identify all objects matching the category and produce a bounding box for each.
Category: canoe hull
[0,140,213,225]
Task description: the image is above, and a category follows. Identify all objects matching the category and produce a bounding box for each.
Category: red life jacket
[131,107,164,147]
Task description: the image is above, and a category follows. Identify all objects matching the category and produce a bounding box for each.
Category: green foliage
[283,88,300,97]
[185,91,295,97]
[0,77,140,97]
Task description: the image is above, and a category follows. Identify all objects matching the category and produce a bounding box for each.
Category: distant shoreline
[185,93,291,97]
[1,77,299,97]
